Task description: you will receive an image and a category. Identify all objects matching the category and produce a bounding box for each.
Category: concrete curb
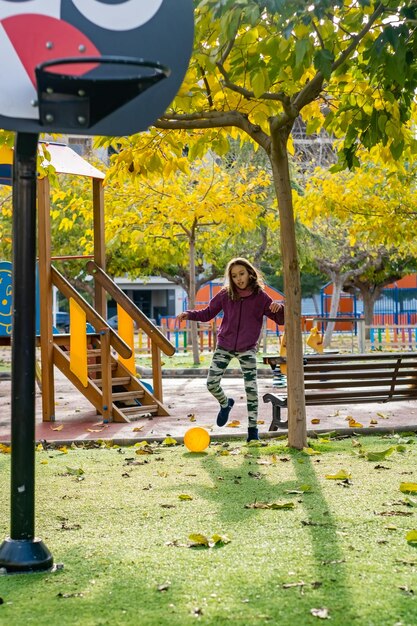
[4,424,412,448]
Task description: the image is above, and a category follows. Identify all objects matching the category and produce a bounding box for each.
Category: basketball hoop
[36,56,171,130]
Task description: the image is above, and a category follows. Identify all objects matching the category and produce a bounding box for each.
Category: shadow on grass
[188,443,358,622]
[292,453,357,622]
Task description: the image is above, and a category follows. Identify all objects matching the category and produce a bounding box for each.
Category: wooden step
[120,404,157,415]
[94,377,132,387]
[87,349,102,356]
[119,404,159,420]
[88,362,117,372]
[112,390,145,401]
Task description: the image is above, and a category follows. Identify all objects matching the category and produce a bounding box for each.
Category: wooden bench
[262,352,417,430]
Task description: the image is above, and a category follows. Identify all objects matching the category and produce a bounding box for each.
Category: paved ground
[1,363,417,445]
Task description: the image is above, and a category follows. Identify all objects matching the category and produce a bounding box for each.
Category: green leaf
[295,38,309,67]
[365,446,396,462]
[314,48,334,80]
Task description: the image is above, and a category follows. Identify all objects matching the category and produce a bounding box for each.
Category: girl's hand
[176,312,188,325]
[269,301,283,313]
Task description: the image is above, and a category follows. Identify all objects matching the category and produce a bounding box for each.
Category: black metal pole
[0,132,53,573]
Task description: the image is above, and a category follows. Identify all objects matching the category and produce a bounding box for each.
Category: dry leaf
[178,494,193,500]
[325,469,351,480]
[311,607,330,619]
[132,426,144,432]
[226,420,241,428]
[311,418,321,425]
[50,424,64,431]
[348,418,363,428]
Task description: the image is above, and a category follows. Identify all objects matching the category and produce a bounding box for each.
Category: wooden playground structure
[2,142,175,424]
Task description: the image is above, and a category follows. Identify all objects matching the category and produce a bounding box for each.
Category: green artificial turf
[0,434,417,626]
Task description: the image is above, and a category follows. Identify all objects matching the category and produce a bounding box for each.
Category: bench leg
[269,405,288,431]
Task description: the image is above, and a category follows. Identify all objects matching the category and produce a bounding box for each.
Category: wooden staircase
[52,334,169,423]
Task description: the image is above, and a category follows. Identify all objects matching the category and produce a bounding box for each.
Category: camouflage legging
[207,346,258,427]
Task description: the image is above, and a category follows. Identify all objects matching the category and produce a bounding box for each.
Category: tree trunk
[361,288,379,339]
[189,232,200,366]
[270,122,306,450]
[323,279,344,348]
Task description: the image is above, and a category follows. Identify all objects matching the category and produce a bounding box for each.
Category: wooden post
[99,329,112,422]
[151,342,163,403]
[93,178,106,318]
[37,176,55,421]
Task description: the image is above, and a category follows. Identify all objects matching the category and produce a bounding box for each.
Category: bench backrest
[302,352,417,403]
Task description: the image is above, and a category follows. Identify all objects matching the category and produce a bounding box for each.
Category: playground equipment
[0,0,193,574]
[184,427,210,453]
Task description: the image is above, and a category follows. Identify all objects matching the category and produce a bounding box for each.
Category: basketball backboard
[0,0,194,135]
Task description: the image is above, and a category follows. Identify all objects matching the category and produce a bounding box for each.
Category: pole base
[0,537,53,574]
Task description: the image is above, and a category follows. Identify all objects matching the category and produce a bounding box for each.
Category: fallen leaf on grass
[374,510,413,517]
[285,485,311,495]
[245,501,295,510]
[403,496,417,507]
[57,592,83,598]
[325,470,351,480]
[188,533,230,548]
[303,447,321,455]
[395,558,416,566]
[65,466,85,476]
[365,446,396,462]
[162,437,177,446]
[135,445,154,455]
[405,529,417,543]
[178,494,193,500]
[400,482,417,493]
[282,581,305,589]
[311,607,330,619]
[157,583,171,592]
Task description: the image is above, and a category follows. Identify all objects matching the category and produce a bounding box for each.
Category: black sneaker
[247,427,260,442]
[216,398,235,427]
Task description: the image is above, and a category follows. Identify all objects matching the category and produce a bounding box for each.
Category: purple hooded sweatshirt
[185,288,285,352]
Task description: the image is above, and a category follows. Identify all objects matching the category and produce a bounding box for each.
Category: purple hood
[186,288,284,352]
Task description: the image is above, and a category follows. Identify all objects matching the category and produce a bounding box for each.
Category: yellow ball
[184,427,210,452]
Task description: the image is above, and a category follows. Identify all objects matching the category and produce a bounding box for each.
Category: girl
[176,258,284,441]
